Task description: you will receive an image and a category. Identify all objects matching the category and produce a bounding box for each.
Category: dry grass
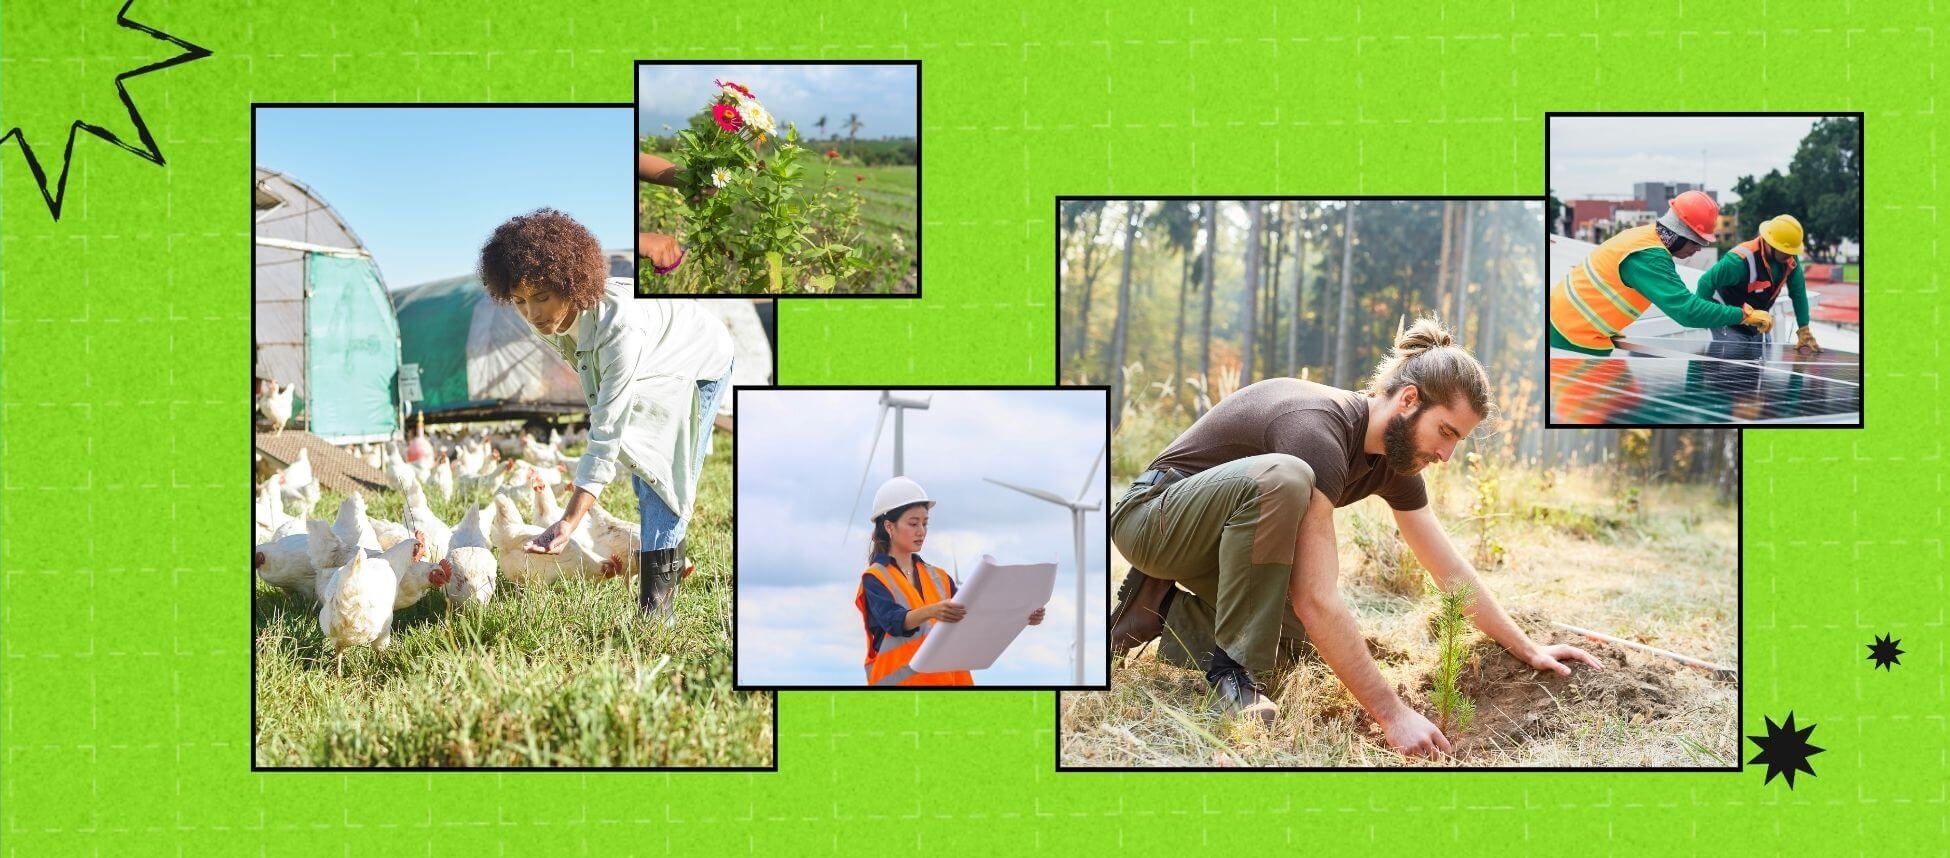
[1065,461,1738,769]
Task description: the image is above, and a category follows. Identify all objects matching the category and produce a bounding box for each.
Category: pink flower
[825,149,840,159]
[713,79,754,99]
[855,174,865,182]
[711,103,745,134]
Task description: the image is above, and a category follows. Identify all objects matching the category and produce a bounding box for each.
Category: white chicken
[257,382,295,435]
[451,502,494,552]
[389,529,452,610]
[431,453,455,502]
[254,473,291,542]
[278,449,321,518]
[270,516,309,541]
[253,531,319,600]
[312,518,398,670]
[401,480,452,562]
[384,443,419,493]
[585,504,643,581]
[487,494,605,584]
[521,434,562,466]
[323,492,381,563]
[370,518,411,551]
[456,454,507,497]
[441,546,497,610]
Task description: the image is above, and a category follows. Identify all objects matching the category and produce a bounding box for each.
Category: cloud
[1549,115,1825,201]
[635,64,919,138]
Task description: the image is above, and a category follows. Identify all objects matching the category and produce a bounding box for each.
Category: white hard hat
[870,476,935,521]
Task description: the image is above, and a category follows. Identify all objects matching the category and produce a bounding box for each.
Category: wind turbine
[983,440,1107,685]
[842,390,934,543]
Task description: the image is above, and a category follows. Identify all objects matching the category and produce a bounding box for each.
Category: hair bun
[1395,317,1454,355]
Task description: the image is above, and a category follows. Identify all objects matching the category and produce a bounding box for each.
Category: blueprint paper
[909,555,1056,673]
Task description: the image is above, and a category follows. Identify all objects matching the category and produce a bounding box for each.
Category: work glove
[1739,306,1774,334]
[1795,325,1821,354]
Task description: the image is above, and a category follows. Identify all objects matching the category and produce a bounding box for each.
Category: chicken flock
[253,425,637,669]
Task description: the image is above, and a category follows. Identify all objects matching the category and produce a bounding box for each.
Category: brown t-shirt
[1146,378,1428,511]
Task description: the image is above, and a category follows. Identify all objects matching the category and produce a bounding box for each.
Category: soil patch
[1361,627,1705,760]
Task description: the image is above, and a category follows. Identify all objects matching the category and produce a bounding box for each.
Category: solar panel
[1546,234,1862,426]
[1551,330,1861,425]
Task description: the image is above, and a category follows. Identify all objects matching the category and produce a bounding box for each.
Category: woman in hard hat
[477,208,735,619]
[854,477,1046,687]
[1548,190,1775,356]
[1693,214,1821,354]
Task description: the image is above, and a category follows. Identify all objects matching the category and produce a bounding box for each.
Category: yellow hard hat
[1758,215,1804,256]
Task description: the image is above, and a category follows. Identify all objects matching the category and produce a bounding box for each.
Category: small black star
[0,0,211,221]
[1747,711,1824,788]
[1866,633,1905,670]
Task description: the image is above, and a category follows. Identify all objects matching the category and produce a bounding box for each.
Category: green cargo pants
[1110,454,1315,673]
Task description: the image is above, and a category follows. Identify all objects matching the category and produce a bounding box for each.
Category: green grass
[1842,262,1859,282]
[252,438,774,768]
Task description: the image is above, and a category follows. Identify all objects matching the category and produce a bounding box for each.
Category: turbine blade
[842,401,891,544]
[1074,440,1107,503]
[983,476,1070,506]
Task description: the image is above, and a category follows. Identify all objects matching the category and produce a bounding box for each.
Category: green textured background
[1,1,1937,854]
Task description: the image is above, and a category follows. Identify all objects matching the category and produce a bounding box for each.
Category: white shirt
[537,279,733,518]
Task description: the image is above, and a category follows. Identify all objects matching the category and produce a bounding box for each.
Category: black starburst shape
[1747,711,1824,788]
[0,0,211,221]
[1866,633,1904,670]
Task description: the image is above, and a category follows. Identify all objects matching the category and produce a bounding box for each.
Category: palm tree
[844,113,865,154]
[815,115,828,139]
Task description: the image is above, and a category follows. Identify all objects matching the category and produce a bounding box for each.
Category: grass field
[1064,449,1739,769]
[636,146,917,294]
[253,438,775,768]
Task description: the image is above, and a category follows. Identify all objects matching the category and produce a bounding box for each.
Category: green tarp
[304,253,400,440]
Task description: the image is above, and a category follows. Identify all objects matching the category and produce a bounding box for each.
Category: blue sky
[736,389,1109,688]
[255,106,632,290]
[636,64,917,139]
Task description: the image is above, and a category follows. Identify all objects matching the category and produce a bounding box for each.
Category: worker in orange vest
[1548,191,1774,356]
[854,477,1046,687]
[1693,214,1821,354]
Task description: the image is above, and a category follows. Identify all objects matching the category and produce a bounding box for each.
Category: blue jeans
[632,359,733,551]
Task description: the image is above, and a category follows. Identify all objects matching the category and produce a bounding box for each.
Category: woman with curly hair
[478,207,733,619]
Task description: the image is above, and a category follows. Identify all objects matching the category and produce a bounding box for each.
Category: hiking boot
[1210,668,1280,724]
[1109,569,1174,653]
[640,545,684,623]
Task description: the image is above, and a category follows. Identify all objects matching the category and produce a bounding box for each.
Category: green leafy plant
[1429,580,1476,738]
[655,79,891,293]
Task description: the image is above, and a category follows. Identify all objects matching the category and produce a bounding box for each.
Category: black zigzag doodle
[0,0,211,221]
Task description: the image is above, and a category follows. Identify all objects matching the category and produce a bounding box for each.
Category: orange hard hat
[1659,190,1720,245]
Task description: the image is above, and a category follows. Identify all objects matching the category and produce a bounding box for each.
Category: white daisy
[742,103,777,136]
[711,167,733,188]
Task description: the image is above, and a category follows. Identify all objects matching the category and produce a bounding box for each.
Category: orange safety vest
[855,560,975,687]
[1727,237,1798,309]
[1549,355,1639,425]
[1549,224,1665,351]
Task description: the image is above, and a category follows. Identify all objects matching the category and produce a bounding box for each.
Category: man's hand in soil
[1524,643,1604,676]
[1380,705,1453,759]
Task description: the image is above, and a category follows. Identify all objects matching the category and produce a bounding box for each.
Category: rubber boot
[640,545,684,622]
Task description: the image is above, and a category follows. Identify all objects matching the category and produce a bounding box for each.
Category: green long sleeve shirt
[1694,247,1811,328]
[1549,246,1746,355]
